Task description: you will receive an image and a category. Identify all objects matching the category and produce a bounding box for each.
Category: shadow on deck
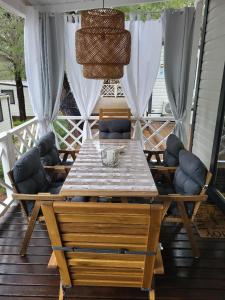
[0,205,225,300]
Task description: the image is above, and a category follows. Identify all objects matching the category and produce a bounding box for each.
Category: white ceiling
[0,0,166,16]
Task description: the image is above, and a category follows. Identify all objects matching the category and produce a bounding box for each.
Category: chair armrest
[58,149,79,154]
[156,194,208,202]
[144,150,164,155]
[12,193,65,201]
[44,165,71,173]
[58,149,78,162]
[150,166,177,173]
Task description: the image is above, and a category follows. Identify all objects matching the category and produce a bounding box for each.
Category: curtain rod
[66,10,162,15]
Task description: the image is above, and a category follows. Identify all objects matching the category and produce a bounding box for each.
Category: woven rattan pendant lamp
[76,1,131,79]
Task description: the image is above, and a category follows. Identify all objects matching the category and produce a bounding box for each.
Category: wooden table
[60,139,158,198]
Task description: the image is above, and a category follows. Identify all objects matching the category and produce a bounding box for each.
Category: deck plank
[0,205,225,299]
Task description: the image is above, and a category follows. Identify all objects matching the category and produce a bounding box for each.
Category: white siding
[0,95,12,134]
[192,0,225,169]
[151,78,169,114]
[0,81,34,117]
[152,46,169,114]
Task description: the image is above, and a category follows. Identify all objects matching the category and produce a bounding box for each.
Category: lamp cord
[103,0,105,9]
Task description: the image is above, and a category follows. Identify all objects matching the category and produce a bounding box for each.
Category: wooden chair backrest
[42,202,163,289]
[99,108,131,120]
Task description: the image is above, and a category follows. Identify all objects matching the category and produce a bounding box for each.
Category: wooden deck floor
[0,205,225,300]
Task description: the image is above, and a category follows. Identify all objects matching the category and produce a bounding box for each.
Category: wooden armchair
[36,131,79,167]
[42,202,163,300]
[8,147,69,256]
[99,109,132,140]
[155,150,212,258]
[144,134,184,168]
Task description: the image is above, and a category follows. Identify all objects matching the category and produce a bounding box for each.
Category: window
[0,101,3,122]
[2,89,15,104]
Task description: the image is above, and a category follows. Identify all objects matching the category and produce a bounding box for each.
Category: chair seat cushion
[99,119,131,139]
[37,132,61,166]
[173,150,207,195]
[47,181,63,194]
[163,134,184,167]
[13,147,50,194]
[70,196,89,202]
[156,181,175,195]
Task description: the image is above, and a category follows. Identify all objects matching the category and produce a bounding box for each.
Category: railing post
[0,132,16,198]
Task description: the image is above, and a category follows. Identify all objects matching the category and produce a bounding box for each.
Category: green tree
[118,0,194,19]
[0,8,26,121]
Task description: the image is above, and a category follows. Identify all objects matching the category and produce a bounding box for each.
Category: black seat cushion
[13,147,50,195]
[99,120,131,139]
[173,150,207,195]
[163,134,184,167]
[157,150,207,217]
[37,131,61,166]
[12,147,63,215]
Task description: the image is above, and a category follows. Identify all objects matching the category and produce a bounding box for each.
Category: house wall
[0,81,34,118]
[0,95,12,134]
[192,0,225,169]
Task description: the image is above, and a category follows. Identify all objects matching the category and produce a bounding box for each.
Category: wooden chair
[42,202,163,300]
[9,168,67,256]
[99,108,131,120]
[7,146,70,256]
[36,131,79,172]
[155,150,212,258]
[144,134,184,168]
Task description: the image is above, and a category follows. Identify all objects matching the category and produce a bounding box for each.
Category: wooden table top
[60,139,158,197]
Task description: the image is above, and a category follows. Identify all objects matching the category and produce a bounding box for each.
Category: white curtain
[24,7,65,136]
[64,21,103,140]
[120,18,162,146]
[163,8,195,145]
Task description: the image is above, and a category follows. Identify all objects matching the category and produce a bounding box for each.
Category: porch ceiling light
[76,8,131,79]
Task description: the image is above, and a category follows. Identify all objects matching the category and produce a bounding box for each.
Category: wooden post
[0,131,16,198]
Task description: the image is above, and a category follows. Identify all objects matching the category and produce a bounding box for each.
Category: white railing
[101,84,125,97]
[0,115,174,215]
[53,116,175,150]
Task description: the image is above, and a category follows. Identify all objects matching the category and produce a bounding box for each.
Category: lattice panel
[141,120,175,150]
[101,84,115,97]
[12,121,39,159]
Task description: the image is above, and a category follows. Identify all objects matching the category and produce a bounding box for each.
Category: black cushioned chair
[9,147,87,256]
[37,131,78,166]
[145,133,184,167]
[99,119,131,139]
[99,108,131,140]
[156,149,212,258]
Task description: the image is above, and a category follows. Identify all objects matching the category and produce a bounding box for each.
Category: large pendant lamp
[76,3,131,79]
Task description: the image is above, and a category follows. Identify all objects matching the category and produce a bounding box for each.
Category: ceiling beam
[37,0,166,13]
[0,0,26,17]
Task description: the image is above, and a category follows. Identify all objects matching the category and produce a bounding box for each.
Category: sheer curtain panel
[24,7,65,136]
[120,17,162,146]
[64,20,103,140]
[164,8,195,145]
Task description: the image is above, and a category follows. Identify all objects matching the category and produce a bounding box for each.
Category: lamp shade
[75,8,131,79]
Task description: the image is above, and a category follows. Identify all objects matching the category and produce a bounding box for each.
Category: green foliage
[13,118,27,128]
[118,0,195,19]
[0,7,25,80]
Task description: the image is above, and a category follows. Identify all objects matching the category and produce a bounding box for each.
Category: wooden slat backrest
[99,108,131,120]
[42,202,163,289]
